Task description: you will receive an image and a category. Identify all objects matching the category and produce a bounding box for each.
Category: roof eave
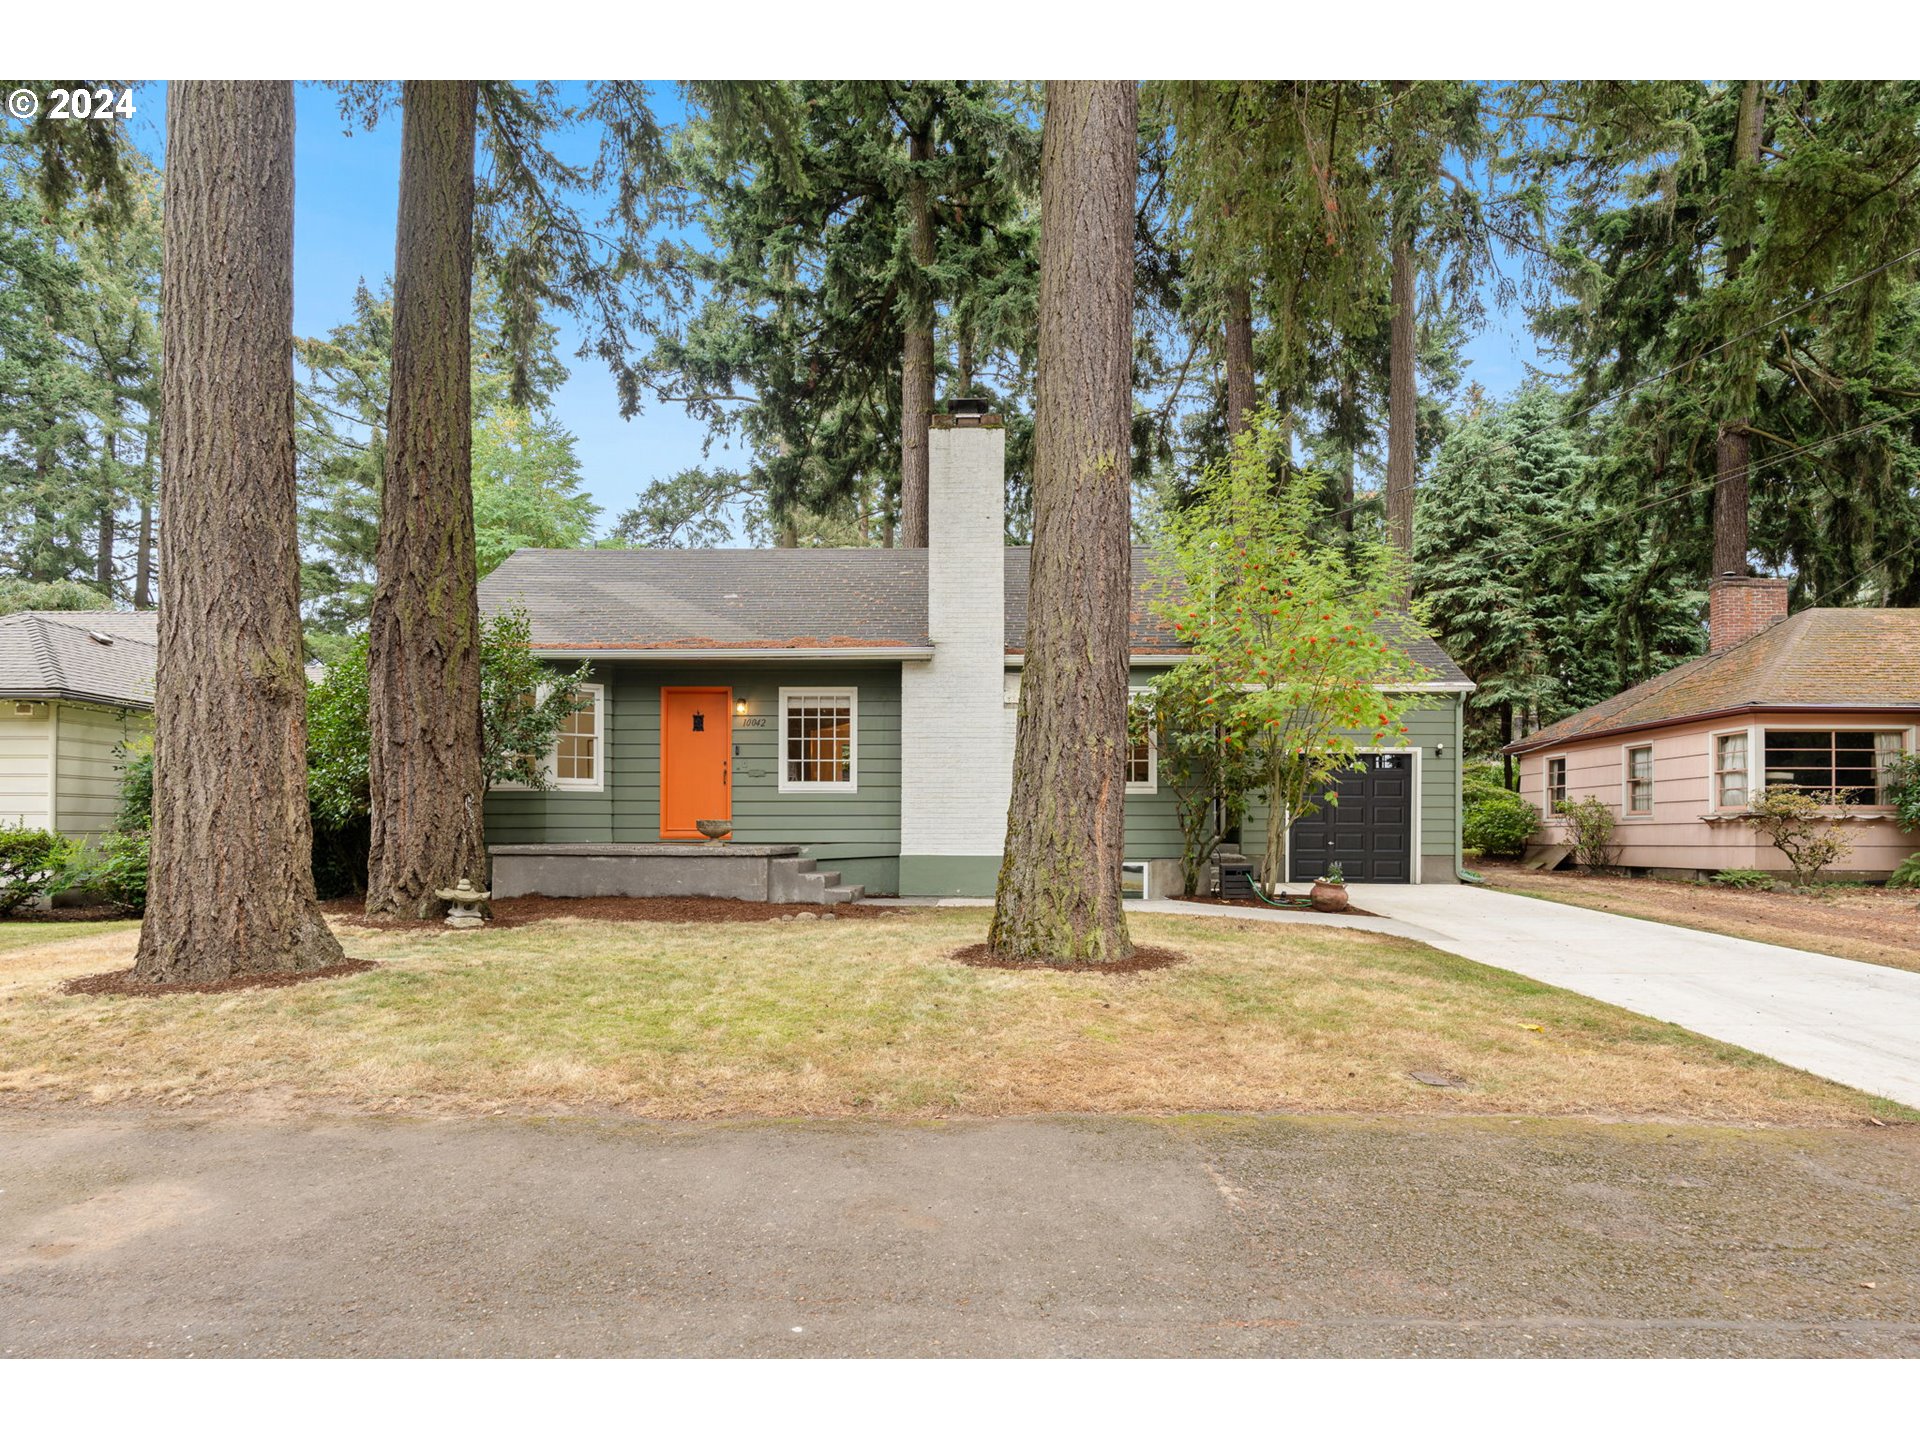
[531,645,936,661]
[1504,700,1920,756]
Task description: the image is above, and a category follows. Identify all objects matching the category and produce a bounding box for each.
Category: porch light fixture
[735,697,748,715]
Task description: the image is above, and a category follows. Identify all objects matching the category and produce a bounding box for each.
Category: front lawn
[0,909,1902,1124]
[1478,863,1920,974]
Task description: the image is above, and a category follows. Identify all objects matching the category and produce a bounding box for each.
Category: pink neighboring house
[1505,577,1920,880]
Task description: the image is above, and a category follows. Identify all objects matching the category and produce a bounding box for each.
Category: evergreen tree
[1416,385,1702,770]
[989,80,1138,967]
[134,80,344,985]
[1520,80,1920,600]
[641,81,1040,545]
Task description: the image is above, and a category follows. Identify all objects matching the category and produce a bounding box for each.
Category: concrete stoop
[769,855,865,905]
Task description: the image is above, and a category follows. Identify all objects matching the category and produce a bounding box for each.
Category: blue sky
[120,81,1546,537]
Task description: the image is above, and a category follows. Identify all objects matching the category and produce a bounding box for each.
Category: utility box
[1218,859,1255,900]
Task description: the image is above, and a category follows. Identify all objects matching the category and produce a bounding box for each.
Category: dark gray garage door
[1287,753,1413,883]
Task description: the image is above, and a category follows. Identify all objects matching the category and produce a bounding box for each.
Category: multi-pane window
[1714,733,1749,809]
[554,691,600,785]
[1546,757,1567,810]
[780,689,856,791]
[1125,689,1156,794]
[1762,730,1904,805]
[1625,745,1653,814]
[494,683,604,792]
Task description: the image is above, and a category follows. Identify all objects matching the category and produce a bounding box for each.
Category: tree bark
[1714,80,1765,579]
[1384,81,1417,591]
[988,80,1137,966]
[134,490,152,608]
[899,123,936,549]
[1338,362,1357,533]
[1223,280,1255,439]
[94,431,116,593]
[365,81,484,919]
[1385,224,1417,577]
[132,81,343,985]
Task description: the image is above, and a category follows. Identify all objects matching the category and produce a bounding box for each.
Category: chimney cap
[946,396,992,418]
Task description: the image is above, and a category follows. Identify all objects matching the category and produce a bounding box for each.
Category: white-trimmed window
[1625,744,1653,815]
[551,684,604,790]
[1126,687,1157,795]
[495,683,605,792]
[779,687,857,792]
[1545,756,1567,812]
[1714,732,1749,810]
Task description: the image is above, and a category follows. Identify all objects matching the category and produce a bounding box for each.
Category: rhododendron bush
[1143,418,1430,887]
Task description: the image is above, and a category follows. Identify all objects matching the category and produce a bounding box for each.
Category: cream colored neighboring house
[0,610,155,845]
[1507,578,1920,880]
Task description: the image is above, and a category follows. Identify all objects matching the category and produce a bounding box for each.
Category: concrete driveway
[1141,886,1920,1110]
[4,1112,1917,1357]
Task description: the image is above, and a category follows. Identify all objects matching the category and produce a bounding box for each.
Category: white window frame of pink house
[1710,724,1759,813]
[1620,742,1654,817]
[1542,754,1569,816]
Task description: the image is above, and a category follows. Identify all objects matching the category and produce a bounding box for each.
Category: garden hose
[1244,873,1295,908]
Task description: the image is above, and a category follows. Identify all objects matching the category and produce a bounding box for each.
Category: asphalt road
[3,1111,1916,1357]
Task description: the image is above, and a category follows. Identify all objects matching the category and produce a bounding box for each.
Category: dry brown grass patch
[0,909,1904,1126]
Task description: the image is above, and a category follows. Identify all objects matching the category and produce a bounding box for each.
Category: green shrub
[1710,867,1773,891]
[1558,795,1619,873]
[114,739,153,831]
[1884,753,1920,835]
[1464,787,1539,858]
[1888,852,1920,890]
[0,822,77,915]
[81,829,150,914]
[1741,788,1852,888]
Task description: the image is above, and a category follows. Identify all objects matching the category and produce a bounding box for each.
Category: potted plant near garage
[1310,862,1349,913]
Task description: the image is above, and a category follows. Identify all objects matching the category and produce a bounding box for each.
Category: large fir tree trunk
[988,80,1137,966]
[132,81,343,985]
[1384,81,1417,591]
[1223,280,1255,438]
[1385,227,1416,576]
[134,490,153,608]
[1714,80,1765,579]
[365,81,484,919]
[900,123,936,548]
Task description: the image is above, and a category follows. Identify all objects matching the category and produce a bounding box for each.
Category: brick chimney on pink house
[1708,573,1790,653]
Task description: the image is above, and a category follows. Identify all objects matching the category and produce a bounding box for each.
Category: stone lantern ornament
[435,876,491,929]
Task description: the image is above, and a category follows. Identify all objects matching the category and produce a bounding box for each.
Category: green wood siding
[1238,697,1461,869]
[484,661,904,889]
[1118,677,1462,871]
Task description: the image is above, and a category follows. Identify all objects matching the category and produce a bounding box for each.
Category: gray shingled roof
[480,546,1468,683]
[481,549,933,651]
[0,610,157,707]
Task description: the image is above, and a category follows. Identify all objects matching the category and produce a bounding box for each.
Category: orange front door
[660,687,732,839]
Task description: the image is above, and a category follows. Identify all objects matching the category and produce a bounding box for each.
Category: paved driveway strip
[1131,887,1920,1110]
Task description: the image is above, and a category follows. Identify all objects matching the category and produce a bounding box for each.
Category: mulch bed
[1173,893,1380,918]
[951,942,1186,974]
[321,895,887,929]
[4,906,134,924]
[61,959,377,998]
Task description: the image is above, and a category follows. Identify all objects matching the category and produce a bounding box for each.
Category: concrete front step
[820,885,865,904]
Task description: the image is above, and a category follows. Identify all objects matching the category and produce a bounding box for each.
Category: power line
[1525,401,1920,551]
[1463,241,1920,472]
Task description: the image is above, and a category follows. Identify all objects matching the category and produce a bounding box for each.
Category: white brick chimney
[899,402,1009,894]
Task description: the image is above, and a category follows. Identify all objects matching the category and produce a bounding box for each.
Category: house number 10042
[734,715,770,729]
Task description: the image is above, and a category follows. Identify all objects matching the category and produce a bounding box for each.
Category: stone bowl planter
[695,819,734,845]
[1309,880,1350,913]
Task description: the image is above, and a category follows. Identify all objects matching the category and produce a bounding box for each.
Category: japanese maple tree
[1146,418,1431,887]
